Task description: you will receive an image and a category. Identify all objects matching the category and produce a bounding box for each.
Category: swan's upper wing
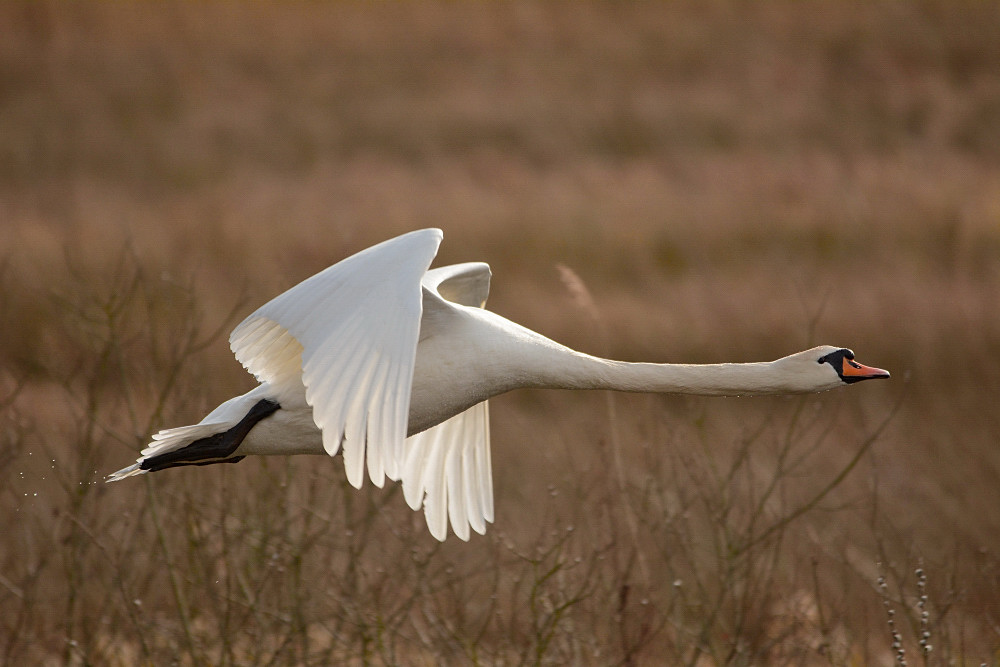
[399,261,494,541]
[229,228,443,488]
[420,262,491,309]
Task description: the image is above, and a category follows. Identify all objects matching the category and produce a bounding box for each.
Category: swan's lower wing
[229,229,443,488]
[402,400,493,541]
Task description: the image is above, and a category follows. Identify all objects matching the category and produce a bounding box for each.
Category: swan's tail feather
[106,399,280,482]
[105,462,145,482]
[106,422,233,483]
[143,423,235,457]
[106,423,228,482]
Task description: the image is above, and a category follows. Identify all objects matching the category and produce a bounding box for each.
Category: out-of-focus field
[2,2,999,664]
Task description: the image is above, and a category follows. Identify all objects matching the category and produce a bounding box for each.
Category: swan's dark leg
[140,399,280,473]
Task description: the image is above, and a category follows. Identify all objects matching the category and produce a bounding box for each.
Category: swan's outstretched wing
[229,228,443,488]
[403,400,492,541]
[400,261,494,540]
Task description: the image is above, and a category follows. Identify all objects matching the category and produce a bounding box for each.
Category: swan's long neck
[542,354,796,397]
[494,314,809,396]
[451,309,825,409]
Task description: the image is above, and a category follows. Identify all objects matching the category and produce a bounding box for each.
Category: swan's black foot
[141,399,279,472]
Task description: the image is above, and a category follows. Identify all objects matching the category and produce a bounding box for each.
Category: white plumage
[109,228,889,541]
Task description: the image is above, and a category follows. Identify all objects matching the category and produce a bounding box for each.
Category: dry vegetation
[1,2,999,664]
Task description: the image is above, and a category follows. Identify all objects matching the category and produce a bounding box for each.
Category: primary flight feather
[109,228,889,541]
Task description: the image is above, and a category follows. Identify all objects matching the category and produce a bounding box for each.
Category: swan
[108,228,889,540]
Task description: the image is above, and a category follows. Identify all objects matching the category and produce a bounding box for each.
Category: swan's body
[109,229,889,540]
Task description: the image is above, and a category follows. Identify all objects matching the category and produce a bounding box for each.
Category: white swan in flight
[108,228,889,540]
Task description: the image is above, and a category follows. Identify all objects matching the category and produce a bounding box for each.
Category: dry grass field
[2,2,999,664]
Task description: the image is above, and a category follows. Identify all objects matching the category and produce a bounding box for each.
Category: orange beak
[841,356,890,380]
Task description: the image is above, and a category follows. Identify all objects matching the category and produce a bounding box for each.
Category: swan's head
[775,346,890,392]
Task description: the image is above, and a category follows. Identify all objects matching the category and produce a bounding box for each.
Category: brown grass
[2,1,999,664]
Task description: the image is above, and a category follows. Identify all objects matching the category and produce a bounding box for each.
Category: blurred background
[1,2,998,664]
